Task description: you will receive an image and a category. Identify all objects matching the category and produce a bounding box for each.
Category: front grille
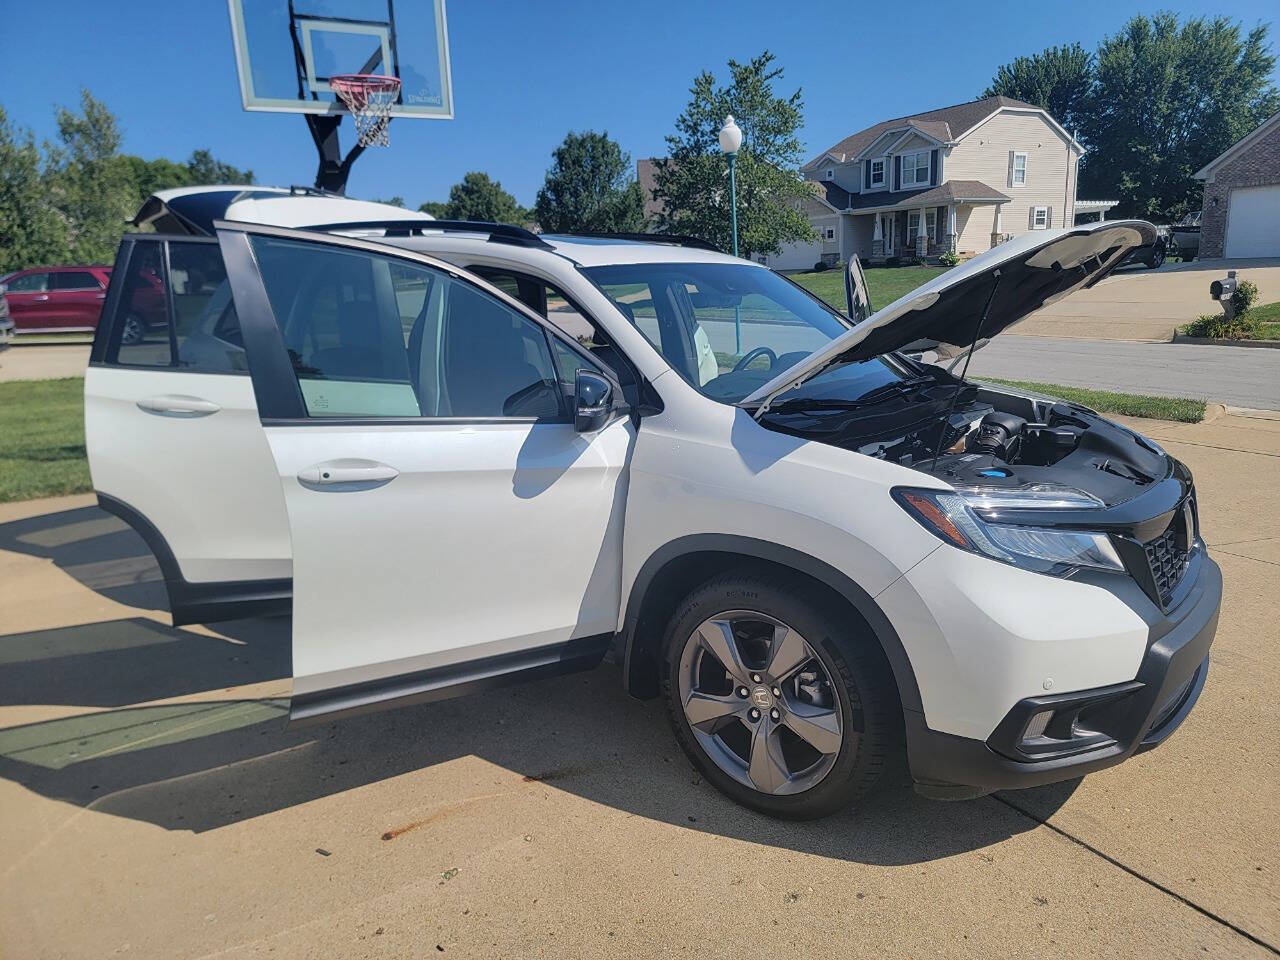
[1144,493,1196,607]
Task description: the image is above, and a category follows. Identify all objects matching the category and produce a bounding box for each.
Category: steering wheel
[733,346,777,373]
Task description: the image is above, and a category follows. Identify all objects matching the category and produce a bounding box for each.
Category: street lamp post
[718,114,743,352]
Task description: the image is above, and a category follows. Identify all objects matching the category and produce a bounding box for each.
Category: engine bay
[759,372,1172,508]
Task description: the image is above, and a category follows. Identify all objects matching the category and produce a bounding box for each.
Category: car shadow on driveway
[0,504,1078,866]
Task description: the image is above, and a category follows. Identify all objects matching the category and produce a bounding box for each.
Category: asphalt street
[965,336,1280,410]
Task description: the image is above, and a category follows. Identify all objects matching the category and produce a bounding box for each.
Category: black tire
[661,569,900,819]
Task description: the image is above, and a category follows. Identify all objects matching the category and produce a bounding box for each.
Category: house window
[869,158,885,186]
[1032,206,1048,229]
[907,210,938,243]
[826,169,834,180]
[901,150,930,187]
[825,227,835,240]
[1013,152,1027,185]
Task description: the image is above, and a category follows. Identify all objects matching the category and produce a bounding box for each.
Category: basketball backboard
[226,0,453,119]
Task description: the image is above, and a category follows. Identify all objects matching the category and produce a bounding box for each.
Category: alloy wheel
[121,315,144,345]
[677,610,844,796]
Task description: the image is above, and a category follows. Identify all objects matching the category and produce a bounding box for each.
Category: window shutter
[1008,151,1015,188]
[1028,207,1036,230]
[1046,207,1053,229]
[894,155,901,191]
[864,159,871,189]
[930,149,938,185]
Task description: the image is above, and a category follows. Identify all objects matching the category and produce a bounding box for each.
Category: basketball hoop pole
[305,114,368,195]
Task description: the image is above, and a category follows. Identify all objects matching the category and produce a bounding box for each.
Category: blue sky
[5,0,1277,208]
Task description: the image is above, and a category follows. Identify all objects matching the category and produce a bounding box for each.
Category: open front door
[844,255,871,324]
[219,223,633,722]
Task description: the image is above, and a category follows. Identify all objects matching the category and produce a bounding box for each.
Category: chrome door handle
[34,294,49,301]
[137,395,221,417]
[297,459,398,491]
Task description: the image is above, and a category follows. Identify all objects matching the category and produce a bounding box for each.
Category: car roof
[366,228,755,270]
[538,235,749,268]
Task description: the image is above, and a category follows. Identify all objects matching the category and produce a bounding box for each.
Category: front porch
[856,181,1011,263]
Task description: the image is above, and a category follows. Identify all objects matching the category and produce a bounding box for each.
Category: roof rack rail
[306,219,553,249]
[561,232,721,253]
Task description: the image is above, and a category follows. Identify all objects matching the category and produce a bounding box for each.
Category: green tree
[372,195,406,207]
[418,200,449,218]
[1079,14,1279,220]
[0,107,69,273]
[185,149,255,186]
[653,51,813,258]
[438,171,523,223]
[535,130,645,233]
[982,43,1093,136]
[123,155,191,199]
[44,90,138,263]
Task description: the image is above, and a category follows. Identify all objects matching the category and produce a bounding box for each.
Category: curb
[1201,403,1228,424]
[1172,334,1280,349]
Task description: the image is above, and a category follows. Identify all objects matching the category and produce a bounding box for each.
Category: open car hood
[742,219,1155,413]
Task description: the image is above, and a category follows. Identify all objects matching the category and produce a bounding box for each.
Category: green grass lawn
[981,378,1206,423]
[790,265,949,313]
[0,377,92,502]
[1247,301,1280,340]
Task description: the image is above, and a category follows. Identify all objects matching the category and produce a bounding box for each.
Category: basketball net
[329,74,402,148]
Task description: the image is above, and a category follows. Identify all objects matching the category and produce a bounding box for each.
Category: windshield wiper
[765,375,938,414]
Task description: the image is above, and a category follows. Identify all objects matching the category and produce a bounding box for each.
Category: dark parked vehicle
[1120,231,1169,270]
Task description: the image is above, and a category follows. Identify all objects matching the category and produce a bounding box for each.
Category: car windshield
[585,261,906,404]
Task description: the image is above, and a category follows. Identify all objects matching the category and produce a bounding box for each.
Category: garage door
[1225,184,1280,258]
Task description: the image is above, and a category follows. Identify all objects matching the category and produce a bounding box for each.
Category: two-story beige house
[779,96,1094,268]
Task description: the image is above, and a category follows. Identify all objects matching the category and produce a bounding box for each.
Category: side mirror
[574,370,615,433]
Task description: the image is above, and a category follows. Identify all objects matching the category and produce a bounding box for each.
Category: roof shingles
[812,95,1039,165]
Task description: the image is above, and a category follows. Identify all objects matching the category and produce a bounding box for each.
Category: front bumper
[906,554,1221,799]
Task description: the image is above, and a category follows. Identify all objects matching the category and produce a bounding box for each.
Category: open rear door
[844,255,872,324]
[218,222,633,723]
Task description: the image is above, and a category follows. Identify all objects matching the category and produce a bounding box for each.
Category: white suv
[85,192,1221,818]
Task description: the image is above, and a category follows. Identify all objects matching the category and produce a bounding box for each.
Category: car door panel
[85,236,292,625]
[270,416,632,710]
[217,223,633,722]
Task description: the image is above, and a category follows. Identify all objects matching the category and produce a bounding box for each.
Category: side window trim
[216,222,617,424]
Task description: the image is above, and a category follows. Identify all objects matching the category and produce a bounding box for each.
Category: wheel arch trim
[620,534,923,715]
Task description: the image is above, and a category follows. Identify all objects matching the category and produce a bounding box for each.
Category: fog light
[1022,710,1053,741]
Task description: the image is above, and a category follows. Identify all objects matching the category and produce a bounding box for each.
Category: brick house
[1193,112,1280,259]
[777,96,1116,268]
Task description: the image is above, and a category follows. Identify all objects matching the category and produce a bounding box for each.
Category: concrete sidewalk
[0,343,90,382]
[0,414,1276,959]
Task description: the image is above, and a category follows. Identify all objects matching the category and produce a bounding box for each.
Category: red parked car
[0,264,165,343]
[0,265,110,335]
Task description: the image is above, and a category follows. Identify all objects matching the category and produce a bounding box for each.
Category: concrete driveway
[1011,258,1280,342]
[1,412,1278,959]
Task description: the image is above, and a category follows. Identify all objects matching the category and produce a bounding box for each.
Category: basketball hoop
[329,74,402,147]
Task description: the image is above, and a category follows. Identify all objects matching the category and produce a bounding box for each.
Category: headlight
[893,487,1124,576]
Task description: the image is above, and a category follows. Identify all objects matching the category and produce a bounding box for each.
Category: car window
[105,241,247,373]
[587,262,851,403]
[51,271,101,290]
[169,242,248,373]
[111,242,172,367]
[464,266,608,385]
[250,236,564,420]
[7,273,50,292]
